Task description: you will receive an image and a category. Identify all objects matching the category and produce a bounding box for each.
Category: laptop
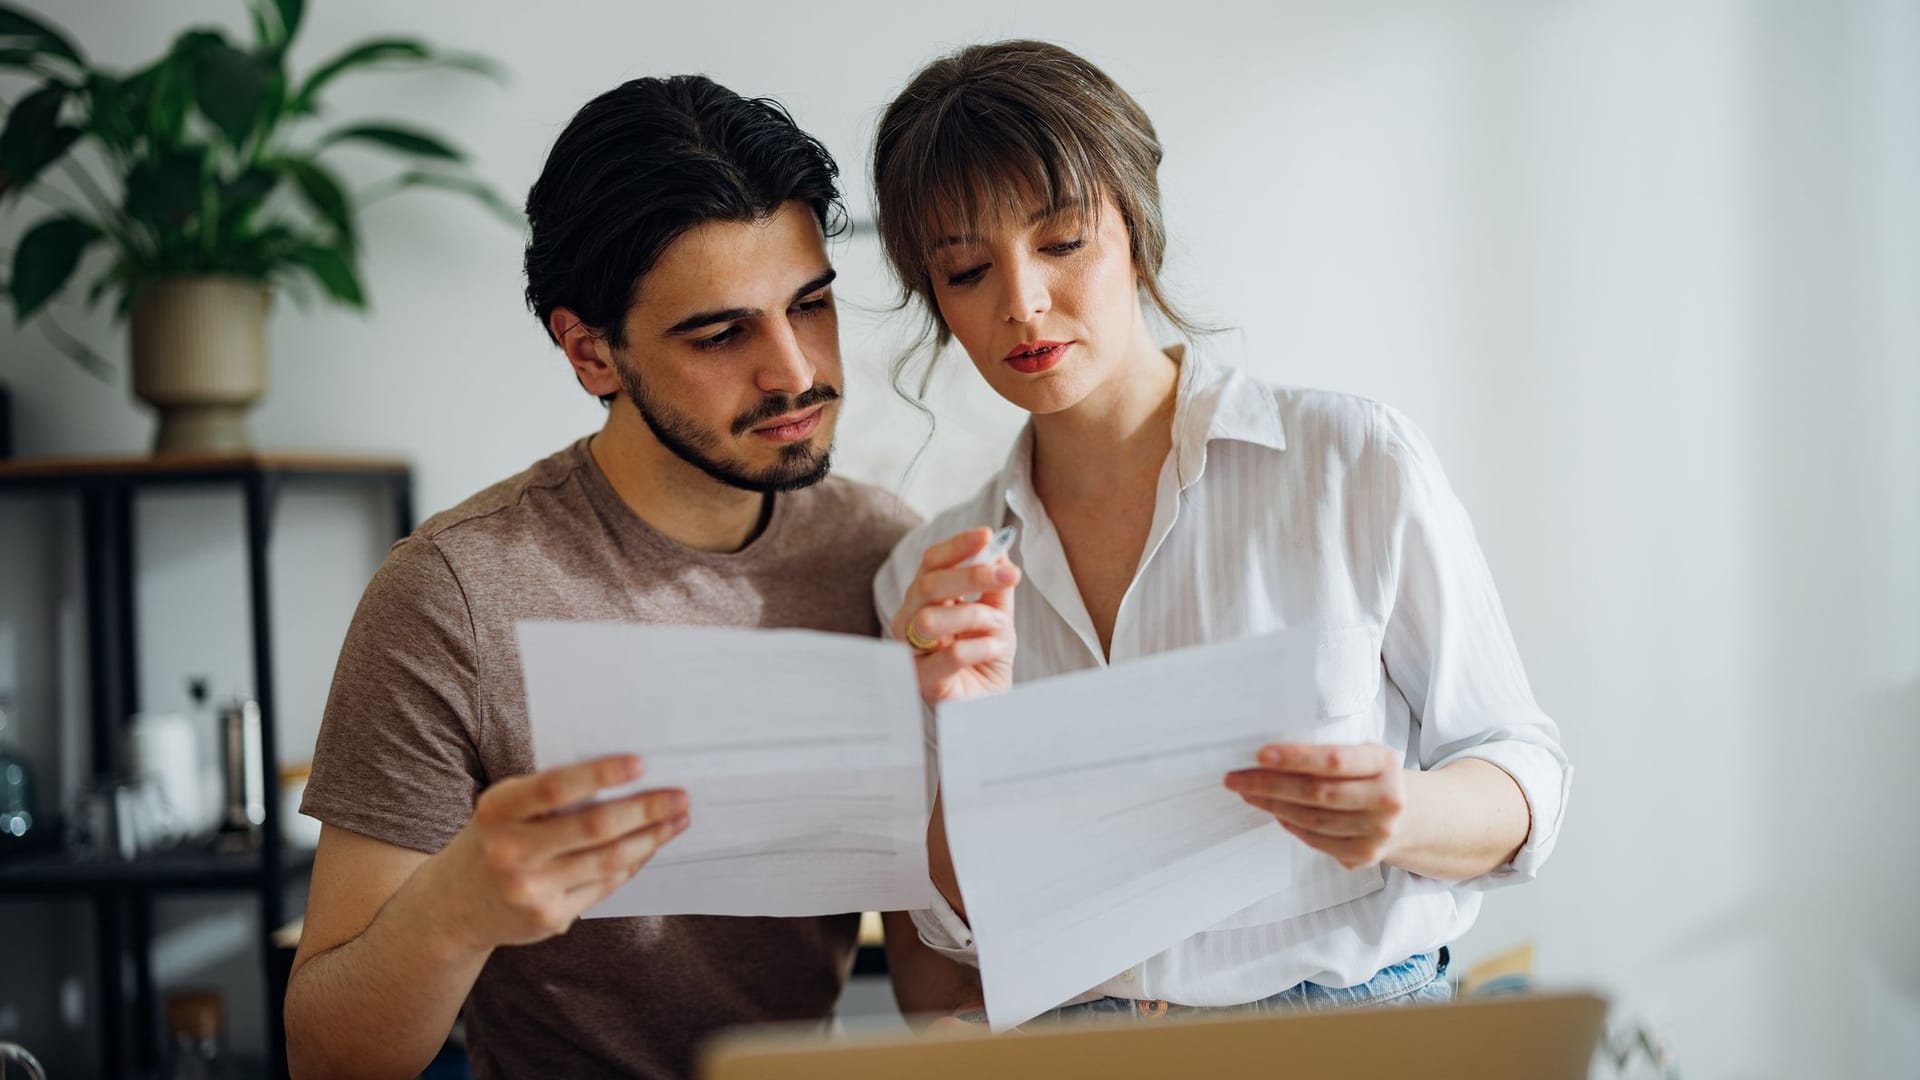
[701,991,1608,1080]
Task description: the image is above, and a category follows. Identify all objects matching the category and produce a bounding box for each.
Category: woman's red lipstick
[1004,340,1070,374]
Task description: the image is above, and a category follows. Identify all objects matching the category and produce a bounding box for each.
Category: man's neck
[589,405,770,553]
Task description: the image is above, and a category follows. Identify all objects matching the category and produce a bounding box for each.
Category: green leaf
[293,38,424,114]
[247,3,275,51]
[426,51,504,81]
[0,5,83,67]
[321,123,463,162]
[286,242,363,307]
[1,124,80,195]
[290,37,501,116]
[123,147,206,230]
[280,156,354,246]
[0,46,62,75]
[121,50,195,149]
[273,0,304,45]
[83,72,132,152]
[0,80,69,192]
[217,165,279,235]
[10,215,100,321]
[84,262,128,311]
[380,170,521,226]
[190,37,277,149]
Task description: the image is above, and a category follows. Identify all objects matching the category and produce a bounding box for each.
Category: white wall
[2,1,1915,1076]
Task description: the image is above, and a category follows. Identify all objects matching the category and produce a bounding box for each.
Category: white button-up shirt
[874,344,1571,1007]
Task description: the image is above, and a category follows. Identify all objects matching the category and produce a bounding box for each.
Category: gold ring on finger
[903,614,941,653]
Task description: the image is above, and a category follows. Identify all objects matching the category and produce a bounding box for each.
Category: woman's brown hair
[871,40,1205,398]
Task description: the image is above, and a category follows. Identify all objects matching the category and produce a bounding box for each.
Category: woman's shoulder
[1234,377,1458,509]
[1224,370,1415,462]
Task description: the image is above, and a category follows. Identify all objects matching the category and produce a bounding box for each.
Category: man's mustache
[731,384,840,436]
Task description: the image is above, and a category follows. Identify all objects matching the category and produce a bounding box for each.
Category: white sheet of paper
[517,621,934,918]
[936,628,1377,1030]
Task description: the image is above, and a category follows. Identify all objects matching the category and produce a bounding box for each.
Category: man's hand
[890,528,1020,705]
[421,754,689,951]
[1225,743,1406,870]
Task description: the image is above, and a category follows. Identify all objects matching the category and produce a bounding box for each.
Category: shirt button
[1121,967,1137,983]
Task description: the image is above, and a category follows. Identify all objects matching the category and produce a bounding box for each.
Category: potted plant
[0,0,515,452]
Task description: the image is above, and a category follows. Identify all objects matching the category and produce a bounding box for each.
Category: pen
[952,525,1019,605]
[957,525,1018,569]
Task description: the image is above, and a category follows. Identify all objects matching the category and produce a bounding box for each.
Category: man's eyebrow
[663,305,756,337]
[933,206,1069,250]
[661,268,838,337]
[788,268,837,306]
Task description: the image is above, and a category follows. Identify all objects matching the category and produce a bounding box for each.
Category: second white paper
[936,628,1378,1030]
[517,621,934,918]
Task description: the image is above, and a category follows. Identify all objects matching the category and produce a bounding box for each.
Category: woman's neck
[1030,315,1181,506]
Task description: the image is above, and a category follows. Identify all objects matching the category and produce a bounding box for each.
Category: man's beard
[614,359,837,493]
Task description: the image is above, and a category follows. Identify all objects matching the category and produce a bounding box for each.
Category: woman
[872,40,1569,1024]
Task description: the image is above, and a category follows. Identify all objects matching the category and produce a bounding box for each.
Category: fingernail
[626,755,646,778]
[1259,748,1281,766]
[995,566,1019,585]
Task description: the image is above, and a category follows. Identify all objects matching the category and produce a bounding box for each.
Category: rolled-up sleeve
[1373,406,1571,886]
[908,891,981,964]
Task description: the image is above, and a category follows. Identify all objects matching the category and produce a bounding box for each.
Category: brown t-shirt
[302,438,919,1080]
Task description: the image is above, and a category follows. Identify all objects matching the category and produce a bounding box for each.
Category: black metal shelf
[0,451,412,1080]
[0,842,316,893]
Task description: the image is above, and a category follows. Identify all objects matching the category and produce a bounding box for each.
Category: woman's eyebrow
[933,204,1074,250]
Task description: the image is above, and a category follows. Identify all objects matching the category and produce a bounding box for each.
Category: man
[286,75,981,1080]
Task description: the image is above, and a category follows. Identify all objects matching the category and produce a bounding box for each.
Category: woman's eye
[944,265,987,287]
[694,326,742,351]
[1042,239,1086,256]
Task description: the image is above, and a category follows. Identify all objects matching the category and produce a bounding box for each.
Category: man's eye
[694,326,742,351]
[793,296,831,317]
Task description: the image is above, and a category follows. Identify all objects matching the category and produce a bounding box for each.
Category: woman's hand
[891,528,1020,705]
[1225,743,1407,870]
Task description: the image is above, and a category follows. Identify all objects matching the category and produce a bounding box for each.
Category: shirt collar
[997,338,1288,517]
[1167,341,1288,487]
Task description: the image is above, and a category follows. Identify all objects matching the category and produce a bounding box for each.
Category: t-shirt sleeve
[301,535,485,854]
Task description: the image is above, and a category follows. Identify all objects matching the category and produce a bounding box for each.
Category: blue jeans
[1039,948,1452,1023]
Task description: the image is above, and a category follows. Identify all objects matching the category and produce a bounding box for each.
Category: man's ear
[551,308,621,400]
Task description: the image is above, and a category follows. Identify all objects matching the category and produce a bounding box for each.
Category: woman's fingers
[917,528,993,574]
[1240,796,1392,838]
[1224,769,1382,812]
[906,562,1019,614]
[1277,821,1391,870]
[1255,743,1397,778]
[908,601,1011,644]
[914,635,1015,696]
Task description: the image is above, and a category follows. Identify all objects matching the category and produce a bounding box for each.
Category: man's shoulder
[412,441,593,548]
[791,474,923,549]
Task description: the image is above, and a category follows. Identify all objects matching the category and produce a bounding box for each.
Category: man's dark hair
[524,75,848,403]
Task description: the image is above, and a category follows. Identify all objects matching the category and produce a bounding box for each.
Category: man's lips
[1004,340,1070,374]
[750,403,826,442]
